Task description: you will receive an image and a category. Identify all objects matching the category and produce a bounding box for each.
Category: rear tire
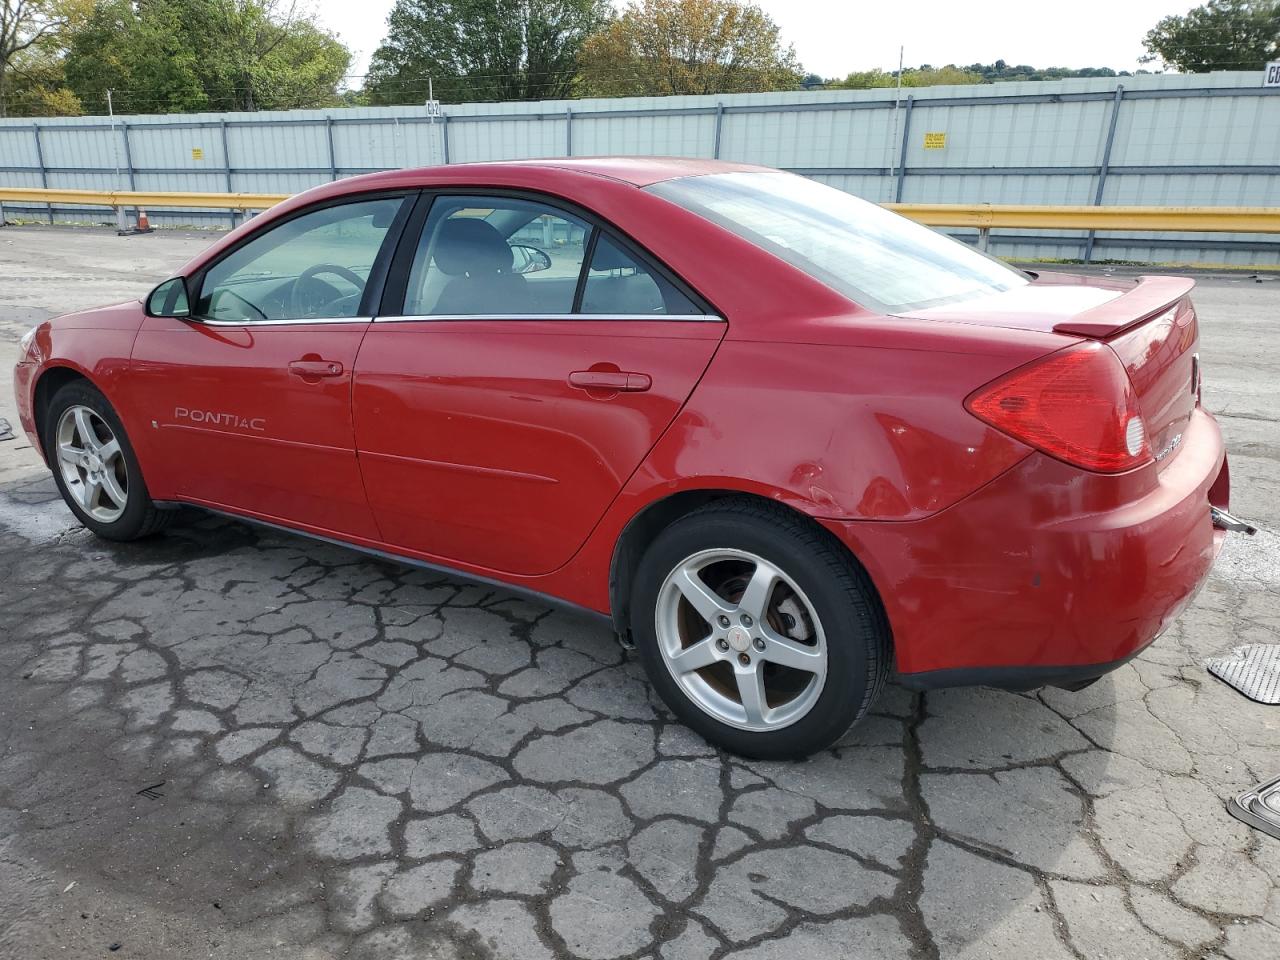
[44,381,171,541]
[630,498,891,759]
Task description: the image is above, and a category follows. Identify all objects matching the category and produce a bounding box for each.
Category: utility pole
[890,45,904,193]
[107,90,126,233]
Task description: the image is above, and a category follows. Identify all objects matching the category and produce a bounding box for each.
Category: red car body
[12,158,1229,689]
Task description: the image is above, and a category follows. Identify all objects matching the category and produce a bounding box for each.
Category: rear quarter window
[648,171,1028,313]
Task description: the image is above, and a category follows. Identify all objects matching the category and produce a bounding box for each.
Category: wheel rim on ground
[655,547,828,732]
[55,405,128,523]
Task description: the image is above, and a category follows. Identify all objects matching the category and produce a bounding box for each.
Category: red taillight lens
[965,342,1152,473]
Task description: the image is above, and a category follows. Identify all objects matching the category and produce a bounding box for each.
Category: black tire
[44,380,172,541]
[631,498,891,760]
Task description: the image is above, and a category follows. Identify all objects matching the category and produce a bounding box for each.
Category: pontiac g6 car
[13,159,1237,758]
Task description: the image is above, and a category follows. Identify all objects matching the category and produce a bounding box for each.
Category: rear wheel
[45,381,171,541]
[631,499,891,759]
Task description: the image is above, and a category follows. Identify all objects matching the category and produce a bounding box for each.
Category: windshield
[647,170,1028,312]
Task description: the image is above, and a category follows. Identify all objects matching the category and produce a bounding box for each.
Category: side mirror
[509,243,552,275]
[146,277,192,318]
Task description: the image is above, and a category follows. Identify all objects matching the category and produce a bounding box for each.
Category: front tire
[44,381,171,541]
[631,499,891,760]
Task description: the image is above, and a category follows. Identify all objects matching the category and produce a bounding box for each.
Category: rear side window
[648,170,1027,313]
[581,235,700,316]
[400,193,706,319]
[406,197,589,316]
[197,197,403,322]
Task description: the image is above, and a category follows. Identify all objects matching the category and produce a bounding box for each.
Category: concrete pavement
[0,225,1277,960]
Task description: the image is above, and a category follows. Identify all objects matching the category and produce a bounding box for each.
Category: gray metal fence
[2,71,1279,265]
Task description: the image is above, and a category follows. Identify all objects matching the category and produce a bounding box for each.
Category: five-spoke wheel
[657,548,827,731]
[45,381,171,541]
[632,498,891,759]
[55,404,129,522]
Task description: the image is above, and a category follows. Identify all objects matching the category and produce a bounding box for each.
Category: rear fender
[623,338,1048,523]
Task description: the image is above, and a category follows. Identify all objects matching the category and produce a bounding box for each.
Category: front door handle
[289,359,344,379]
[568,370,652,392]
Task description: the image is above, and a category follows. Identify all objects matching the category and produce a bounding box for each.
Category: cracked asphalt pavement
[1,226,1278,960]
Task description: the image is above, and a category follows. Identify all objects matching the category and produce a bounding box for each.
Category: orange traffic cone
[136,209,151,232]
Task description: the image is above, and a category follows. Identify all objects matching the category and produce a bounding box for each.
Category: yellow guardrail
[2,188,1280,234]
[0,187,287,210]
[886,203,1280,234]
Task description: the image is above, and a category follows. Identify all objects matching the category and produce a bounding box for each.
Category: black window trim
[571,228,602,315]
[184,188,418,325]
[375,186,722,322]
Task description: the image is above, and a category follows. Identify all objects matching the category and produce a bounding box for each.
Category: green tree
[962,59,1120,82]
[1,0,87,116]
[64,0,351,115]
[830,65,983,89]
[366,0,610,105]
[578,0,802,97]
[3,47,80,114]
[1142,0,1279,72]
[64,0,205,113]
[825,62,1132,91]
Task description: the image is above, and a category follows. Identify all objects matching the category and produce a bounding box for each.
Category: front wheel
[44,381,171,541]
[631,499,891,759]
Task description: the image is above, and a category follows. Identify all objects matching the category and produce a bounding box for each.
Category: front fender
[20,303,146,461]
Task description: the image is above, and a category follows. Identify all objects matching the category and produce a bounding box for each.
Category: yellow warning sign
[191,147,205,160]
[923,132,947,150]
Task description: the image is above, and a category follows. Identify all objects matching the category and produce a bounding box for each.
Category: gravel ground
[0,224,1277,960]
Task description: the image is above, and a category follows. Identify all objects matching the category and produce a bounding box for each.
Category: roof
[487,157,764,187]
[323,157,764,194]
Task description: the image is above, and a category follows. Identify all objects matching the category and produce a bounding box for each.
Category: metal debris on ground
[0,418,13,441]
[1228,774,1280,841]
[1205,644,1280,704]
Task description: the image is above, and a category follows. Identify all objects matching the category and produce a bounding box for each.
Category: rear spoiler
[1053,275,1195,339]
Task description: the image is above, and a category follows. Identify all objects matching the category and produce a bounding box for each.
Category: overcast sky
[308,0,1193,86]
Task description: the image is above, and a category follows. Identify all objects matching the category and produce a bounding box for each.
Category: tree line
[2,0,1277,118]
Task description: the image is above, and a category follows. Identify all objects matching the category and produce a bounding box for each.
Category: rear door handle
[289,359,344,378]
[568,370,652,392]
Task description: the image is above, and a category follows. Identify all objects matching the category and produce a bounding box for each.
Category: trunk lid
[905,272,1200,472]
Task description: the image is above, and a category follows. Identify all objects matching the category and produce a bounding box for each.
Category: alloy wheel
[655,548,828,732]
[55,405,128,523]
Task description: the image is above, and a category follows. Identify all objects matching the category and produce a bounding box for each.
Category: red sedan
[13,158,1235,758]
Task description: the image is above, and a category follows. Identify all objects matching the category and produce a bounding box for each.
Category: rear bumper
[823,407,1228,685]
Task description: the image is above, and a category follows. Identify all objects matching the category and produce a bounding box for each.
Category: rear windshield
[647,170,1028,312]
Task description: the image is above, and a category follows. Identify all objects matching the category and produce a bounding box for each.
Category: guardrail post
[1085,84,1125,262]
[219,119,235,229]
[894,96,914,203]
[977,226,991,252]
[31,123,52,223]
[120,120,138,228]
[565,107,573,157]
[325,117,339,181]
[713,102,725,158]
[441,113,450,164]
[120,121,137,190]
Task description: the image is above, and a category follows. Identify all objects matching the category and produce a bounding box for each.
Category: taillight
[965,342,1152,473]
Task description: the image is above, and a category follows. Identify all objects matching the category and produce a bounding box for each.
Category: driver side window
[197,197,404,322]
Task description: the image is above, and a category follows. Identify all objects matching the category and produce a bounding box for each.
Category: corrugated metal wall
[2,72,1278,264]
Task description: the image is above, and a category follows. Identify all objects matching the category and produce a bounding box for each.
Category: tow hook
[1212,506,1259,536]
